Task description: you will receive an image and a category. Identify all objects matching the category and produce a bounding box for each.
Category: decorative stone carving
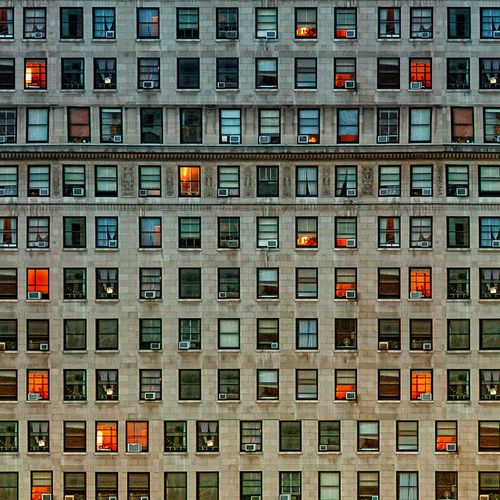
[283,166,291,197]
[121,165,135,197]
[165,166,175,196]
[244,167,252,197]
[205,166,214,197]
[52,166,60,197]
[361,165,373,196]
[436,164,443,196]
[321,166,331,197]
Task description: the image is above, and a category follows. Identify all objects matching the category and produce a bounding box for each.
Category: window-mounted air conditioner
[267,240,278,249]
[108,240,118,248]
[346,239,356,248]
[41,495,52,500]
[64,496,75,500]
[422,342,432,350]
[496,135,500,143]
[127,443,142,453]
[218,291,227,299]
[139,189,148,197]
[144,291,157,299]
[422,188,432,196]
[259,135,272,144]
[371,496,379,500]
[40,343,49,351]
[420,393,432,401]
[479,495,490,500]
[345,290,357,299]
[0,136,7,143]
[28,291,42,300]
[224,30,238,39]
[346,188,356,196]
[218,393,227,400]
[32,32,44,39]
[418,31,431,38]
[319,444,328,451]
[144,392,156,400]
[72,187,84,196]
[218,188,229,197]
[279,495,292,500]
[142,81,154,89]
[409,291,422,299]
[378,341,389,350]
[140,496,149,500]
[216,82,226,89]
[178,340,191,350]
[417,240,431,248]
[379,188,389,195]
[493,31,500,38]
[28,393,40,401]
[105,30,115,38]
[455,187,467,196]
[35,241,48,248]
[150,342,161,350]
[297,134,309,144]
[410,81,423,90]
[109,497,118,500]
[229,135,240,144]
[226,240,239,248]
[112,135,122,143]
[39,188,49,196]
[344,80,356,89]
[270,342,279,349]
[346,29,356,38]
[244,443,257,452]
[446,443,457,452]
[345,391,357,400]
[250,496,261,500]
[266,30,277,39]
[490,239,500,247]
[378,135,389,143]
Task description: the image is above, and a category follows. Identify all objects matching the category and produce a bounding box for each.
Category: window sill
[256,399,280,403]
[63,400,88,404]
[446,350,470,354]
[409,247,432,250]
[139,399,162,403]
[176,88,200,92]
[279,451,303,455]
[357,451,381,455]
[218,399,240,403]
[478,299,500,303]
[0,299,18,303]
[178,299,202,302]
[60,89,85,92]
[135,38,161,42]
[23,89,48,92]
[164,451,189,455]
[334,349,358,354]
[95,451,119,455]
[178,248,202,251]
[294,88,319,92]
[95,400,119,404]
[479,38,500,42]
[294,399,318,403]
[478,350,500,354]
[446,299,470,303]
[318,450,341,454]
[376,89,401,92]
[408,89,433,92]
[26,299,50,303]
[295,248,319,251]
[377,400,402,403]
[377,38,402,41]
[378,349,401,353]
[63,298,87,303]
[195,451,220,455]
[95,299,120,303]
[93,89,118,93]
[294,38,317,42]
[92,38,116,42]
[408,298,432,302]
[215,89,240,92]
[138,299,162,303]
[137,88,160,92]
[218,247,240,251]
[95,248,119,252]
[27,451,48,455]
[60,38,84,42]
[255,88,279,92]
[256,298,279,302]
[22,38,46,42]
[409,400,434,403]
[26,400,50,404]
[479,247,500,251]
[479,400,500,403]
[377,299,401,302]
[0,89,16,93]
[294,298,319,302]
[396,451,419,454]
[446,248,470,251]
[446,400,470,403]
[63,248,87,251]
[446,89,471,92]
[178,400,202,404]
[26,247,51,251]
[176,38,201,42]
[138,247,162,251]
[217,299,241,302]
[447,38,471,42]
[95,350,119,353]
[125,451,150,456]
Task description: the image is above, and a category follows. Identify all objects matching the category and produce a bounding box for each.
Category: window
[178,217,201,249]
[26,320,49,351]
[60,8,83,39]
[138,58,160,89]
[0,269,16,300]
[436,421,458,452]
[27,165,49,197]
[96,269,118,299]
[296,268,318,299]
[140,369,161,400]
[295,7,316,39]
[446,165,469,196]
[257,268,279,299]
[99,108,122,143]
[298,108,320,143]
[335,217,357,248]
[178,166,200,196]
[410,217,432,248]
[0,218,16,248]
[480,268,500,299]
[318,421,340,452]
[335,369,356,400]
[296,217,317,248]
[481,8,500,39]
[447,319,470,351]
[140,268,162,299]
[479,165,500,195]
[257,166,278,196]
[479,472,500,499]
[63,217,86,249]
[479,421,500,452]
[139,318,161,350]
[179,369,201,400]
[448,370,470,401]
[484,109,500,143]
[0,370,16,401]
[411,7,432,38]
[139,217,161,248]
[480,217,500,248]
[447,217,469,248]
[376,109,399,145]
[480,319,500,350]
[218,166,239,196]
[480,370,500,400]
[96,473,118,499]
[409,108,432,143]
[280,421,301,451]
[257,318,279,350]
[258,110,280,143]
[296,166,318,197]
[409,268,431,299]
[31,472,52,500]
[95,165,117,196]
[218,369,240,400]
[410,369,432,400]
[397,472,418,500]
[126,421,148,452]
[378,8,400,38]
[295,58,316,89]
[63,269,86,300]
[218,217,240,249]
[64,472,85,500]
[0,319,17,351]
[256,7,277,38]
[296,369,317,400]
[165,421,187,452]
[26,108,49,143]
[137,8,159,39]
[378,268,400,299]
[63,165,85,196]
[0,421,17,452]
[24,8,45,39]
[96,422,117,452]
[217,8,238,39]
[218,318,240,349]
[180,108,202,144]
[27,268,49,299]
[410,58,431,89]
[335,166,357,197]
[447,58,470,90]
[64,319,86,351]
[378,319,401,350]
[218,268,240,299]
[376,58,401,92]
[96,217,118,248]
[0,59,14,90]
[141,108,163,144]
[256,217,278,248]
[256,58,278,89]
[448,8,470,39]
[451,107,474,143]
[179,268,201,299]
[296,318,318,349]
[128,473,150,499]
[177,58,199,89]
[24,59,47,90]
[63,421,86,452]
[96,369,118,401]
[197,472,218,499]
[64,370,86,401]
[217,58,238,89]
[358,472,379,500]
[177,8,198,39]
[411,165,433,196]
[335,8,356,38]
[27,369,49,400]
[334,58,356,90]
[165,473,187,500]
[257,369,278,400]
[335,319,357,350]
[240,421,262,452]
[0,110,16,143]
[358,421,379,451]
[94,59,116,90]
[28,421,48,452]
[337,109,359,143]
[220,109,241,143]
[378,217,400,248]
[335,268,356,299]
[93,8,115,39]
[447,268,470,300]
[0,167,17,198]
[397,421,418,452]
[137,165,160,197]
[241,472,262,500]
[0,8,14,38]
[197,421,218,452]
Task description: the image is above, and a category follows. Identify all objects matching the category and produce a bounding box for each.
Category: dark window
[280,421,301,451]
[410,319,432,350]
[335,166,357,197]
[180,108,202,144]
[296,166,318,197]
[96,473,118,497]
[296,369,318,400]
[257,166,278,196]
[280,472,301,500]
[377,58,399,89]
[178,370,202,400]
[95,268,119,300]
[139,217,161,248]
[179,217,201,249]
[447,268,470,300]
[337,108,359,143]
[140,108,162,144]
[177,58,199,89]
[94,58,116,89]
[448,8,470,39]
[358,472,379,499]
[0,319,17,351]
[197,473,218,499]
[447,216,469,248]
[0,59,14,90]
[63,268,86,300]
[480,319,500,350]
[258,109,280,144]
[217,58,238,89]
[479,472,500,498]
[480,58,500,90]
[378,8,400,38]
[451,107,474,143]
[256,58,278,89]
[63,421,86,451]
[378,268,400,299]
[99,108,122,143]
[127,473,150,499]
[96,319,118,350]
[358,421,379,451]
[60,8,83,39]
[164,421,187,453]
[447,58,470,90]
[378,319,401,350]
[480,8,500,39]
[217,8,238,39]
[318,421,340,451]
[298,108,320,143]
[218,369,240,400]
[93,8,115,39]
[378,369,401,400]
[0,8,14,38]
[179,318,201,350]
[377,108,399,143]
[138,58,160,89]
[63,319,86,351]
[177,8,199,39]
[218,268,240,299]
[447,319,470,351]
[139,318,161,350]
[295,7,317,38]
[240,421,262,452]
[179,268,201,299]
[26,320,49,351]
[26,108,49,143]
[0,217,17,248]
[335,318,357,350]
[63,370,86,401]
[478,421,500,452]
[139,268,162,299]
[28,165,50,197]
[0,421,18,452]
[0,370,17,401]
[0,110,16,144]
[64,217,86,248]
[64,472,86,500]
[257,318,279,350]
[296,318,318,349]
[196,421,219,451]
[447,370,470,401]
[137,8,159,39]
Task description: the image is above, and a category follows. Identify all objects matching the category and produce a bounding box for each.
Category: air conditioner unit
[72,187,84,196]
[224,30,238,39]
[378,135,389,143]
[35,241,48,248]
[496,135,500,143]
[218,392,227,400]
[346,239,356,247]
[142,81,154,89]
[112,135,122,143]
[33,32,44,39]
[346,29,356,38]
[378,341,389,350]
[0,136,7,143]
[490,239,500,248]
[420,393,432,401]
[244,443,257,452]
[140,496,149,500]
[229,135,240,144]
[409,291,422,299]
[64,496,75,500]
[493,31,500,38]
[218,188,229,197]
[28,393,40,401]
[344,80,356,89]
[39,188,49,196]
[144,291,156,299]
[226,240,239,248]
[422,188,432,196]
[410,81,423,90]
[479,495,490,500]
[150,342,161,350]
[28,291,42,300]
[346,290,357,299]
[371,496,379,500]
[345,391,357,400]
[216,82,226,89]
[297,135,309,144]
[270,342,279,349]
[41,495,52,500]
[446,443,457,452]
[455,187,467,196]
[144,392,156,400]
[417,241,431,248]
[108,240,118,248]
[109,497,118,500]
[139,189,148,197]
[0,342,5,351]
[250,496,261,500]
[40,343,49,351]
[346,188,356,196]
[178,340,191,350]
[259,135,271,144]
[418,31,431,38]
[379,188,389,196]
[105,30,115,38]
[266,30,277,39]
[422,342,432,350]
[267,240,278,248]
[280,495,292,500]
[127,443,142,453]
[218,291,227,299]
[319,444,328,451]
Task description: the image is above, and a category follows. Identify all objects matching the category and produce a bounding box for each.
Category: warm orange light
[297,236,317,247]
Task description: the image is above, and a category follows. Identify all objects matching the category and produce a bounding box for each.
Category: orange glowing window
[126,421,148,451]
[96,421,118,452]
[411,370,432,400]
[335,369,356,399]
[295,8,317,39]
[27,268,49,298]
[25,59,47,89]
[334,58,356,89]
[296,217,318,248]
[31,471,52,500]
[436,421,457,451]
[27,369,49,400]
[409,267,431,298]
[179,166,200,197]
[410,59,431,89]
[335,268,356,298]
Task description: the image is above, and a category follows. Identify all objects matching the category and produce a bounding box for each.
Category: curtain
[298,320,317,348]
[138,9,158,37]
[297,167,317,196]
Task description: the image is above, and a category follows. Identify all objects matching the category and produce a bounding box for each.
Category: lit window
[257,369,278,400]
[378,268,400,299]
[448,8,470,39]
[93,8,115,39]
[447,268,470,300]
[96,369,118,401]
[31,472,52,500]
[96,269,119,300]
[480,268,500,299]
[378,8,400,38]
[218,318,240,349]
[335,268,356,298]
[26,108,49,143]
[96,421,117,452]
[337,108,359,143]
[28,421,48,452]
[99,108,122,143]
[27,369,49,400]
[63,421,86,452]
[256,8,277,39]
[141,108,163,144]
[447,319,470,351]
[480,370,500,400]
[24,8,45,39]
[216,8,238,39]
[358,421,379,451]
[409,108,432,143]
[410,369,432,400]
[335,369,356,400]
[179,369,201,400]
[298,109,320,143]
[436,421,458,452]
[126,421,148,452]
[164,421,187,452]
[177,8,198,39]
[240,421,262,452]
[27,268,49,299]
[410,58,431,89]
[411,7,432,38]
[447,58,469,90]
[480,8,500,39]
[64,319,86,351]
[335,217,357,247]
[358,472,379,499]
[178,166,200,197]
[335,319,357,350]
[335,8,356,38]
[137,8,159,39]
[25,59,46,89]
[196,421,219,452]
[140,318,161,350]
[396,421,418,452]
[378,216,400,247]
[218,217,240,249]
[296,217,317,248]
[409,267,431,299]
[295,8,317,38]
[334,58,356,89]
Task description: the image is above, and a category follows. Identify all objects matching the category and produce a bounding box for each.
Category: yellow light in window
[25,66,32,85]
